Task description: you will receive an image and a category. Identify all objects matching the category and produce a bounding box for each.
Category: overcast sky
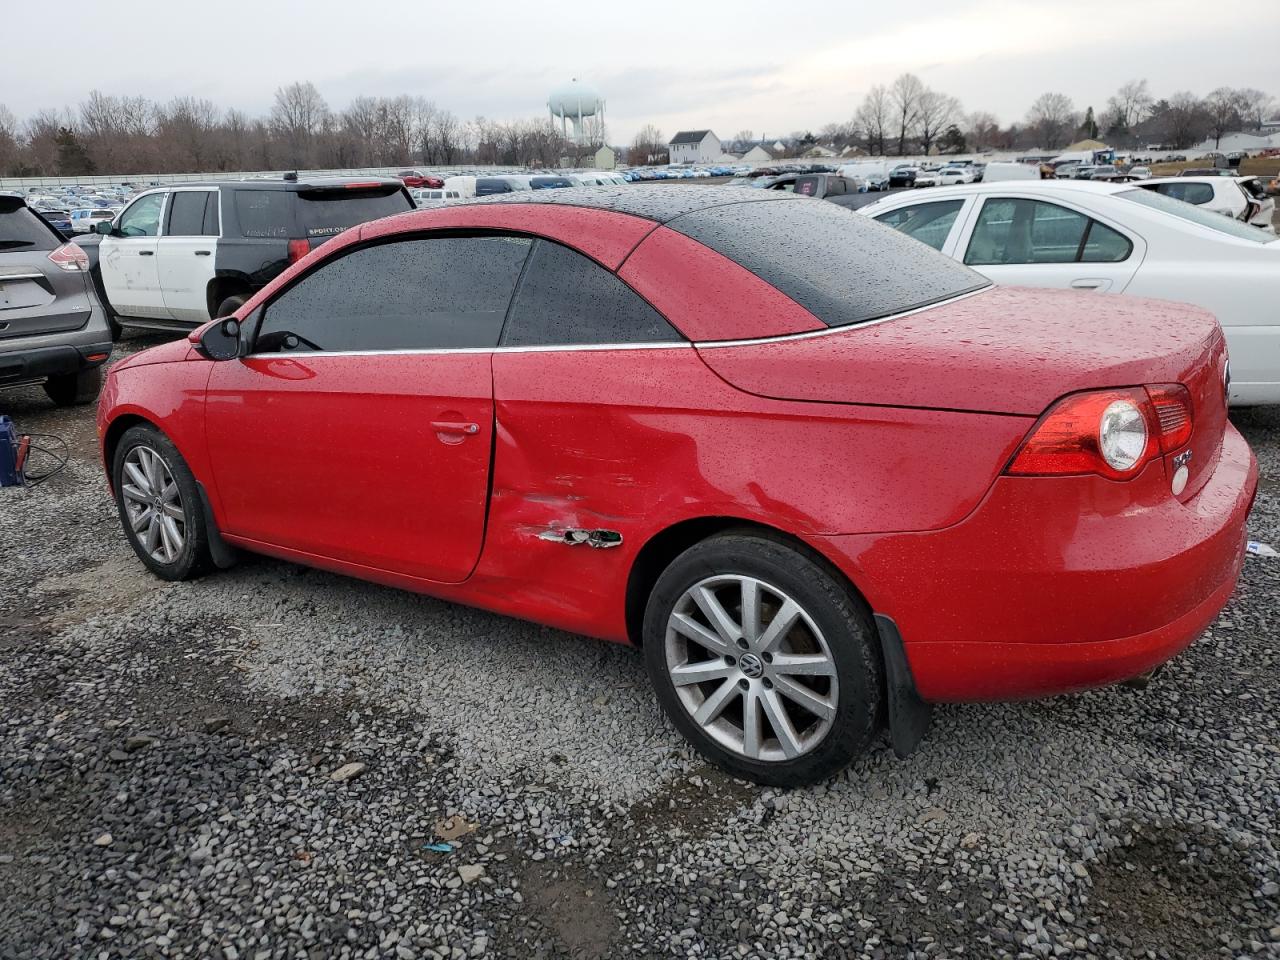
[3,0,1274,143]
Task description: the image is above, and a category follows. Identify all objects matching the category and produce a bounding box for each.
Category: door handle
[138,250,154,256]
[1070,279,1105,290]
[194,250,211,256]
[430,421,479,435]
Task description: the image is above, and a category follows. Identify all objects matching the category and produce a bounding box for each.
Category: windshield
[1117,188,1275,244]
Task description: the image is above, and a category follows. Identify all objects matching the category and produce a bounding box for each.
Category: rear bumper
[815,424,1258,702]
[0,341,113,386]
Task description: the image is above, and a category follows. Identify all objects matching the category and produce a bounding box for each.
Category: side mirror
[94,219,114,236]
[197,317,241,361]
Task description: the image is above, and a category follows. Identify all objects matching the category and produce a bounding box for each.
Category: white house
[741,144,775,163]
[669,130,721,164]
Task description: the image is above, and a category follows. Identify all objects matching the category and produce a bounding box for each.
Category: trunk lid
[0,197,94,340]
[697,286,1223,417]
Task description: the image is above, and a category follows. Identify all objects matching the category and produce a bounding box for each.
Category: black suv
[0,194,112,405]
[85,176,413,334]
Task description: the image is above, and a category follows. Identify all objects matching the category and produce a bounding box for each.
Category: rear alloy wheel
[112,425,213,581]
[644,533,882,786]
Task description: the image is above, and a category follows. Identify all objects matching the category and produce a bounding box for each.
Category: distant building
[1189,131,1280,154]
[594,145,617,170]
[669,130,721,164]
[802,145,837,158]
[741,144,775,163]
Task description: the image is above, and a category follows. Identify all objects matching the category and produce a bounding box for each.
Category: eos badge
[1171,449,1193,496]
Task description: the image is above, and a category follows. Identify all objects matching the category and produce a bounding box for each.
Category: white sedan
[859,179,1280,405]
[1136,176,1275,232]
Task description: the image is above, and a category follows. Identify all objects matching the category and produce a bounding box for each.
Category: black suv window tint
[235,190,293,238]
[669,198,987,329]
[502,240,684,347]
[255,235,531,354]
[295,188,412,239]
[0,197,60,251]
[166,192,210,237]
[202,192,220,235]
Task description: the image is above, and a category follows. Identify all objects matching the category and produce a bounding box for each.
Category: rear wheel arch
[206,274,254,319]
[624,517,876,647]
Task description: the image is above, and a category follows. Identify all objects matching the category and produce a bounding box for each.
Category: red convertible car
[97,186,1257,785]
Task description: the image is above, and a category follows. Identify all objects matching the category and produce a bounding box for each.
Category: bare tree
[24,108,67,174]
[1236,88,1274,131]
[1155,92,1210,150]
[889,73,925,155]
[271,81,329,168]
[730,129,754,153]
[629,123,666,165]
[1025,92,1077,149]
[432,110,460,164]
[917,91,960,155]
[853,85,891,155]
[155,96,219,170]
[0,104,19,174]
[964,111,1001,151]
[1204,88,1247,148]
[1103,79,1152,136]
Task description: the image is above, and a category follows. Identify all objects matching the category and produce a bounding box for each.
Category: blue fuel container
[0,415,22,486]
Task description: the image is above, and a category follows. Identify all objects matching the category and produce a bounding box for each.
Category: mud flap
[195,481,238,570]
[873,613,933,759]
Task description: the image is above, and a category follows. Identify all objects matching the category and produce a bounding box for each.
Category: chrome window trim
[694,286,989,349]
[240,341,692,360]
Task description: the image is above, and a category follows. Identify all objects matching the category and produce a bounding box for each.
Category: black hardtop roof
[468,184,797,224]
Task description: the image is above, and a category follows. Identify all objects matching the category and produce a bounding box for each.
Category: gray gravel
[1,332,1277,960]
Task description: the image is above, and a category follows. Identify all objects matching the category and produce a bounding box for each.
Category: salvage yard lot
[1,335,1278,960]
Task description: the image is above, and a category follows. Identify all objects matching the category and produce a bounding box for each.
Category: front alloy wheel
[665,575,838,762]
[120,445,187,563]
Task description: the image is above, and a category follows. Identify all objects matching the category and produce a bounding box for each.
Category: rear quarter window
[234,190,294,239]
[669,198,988,329]
[0,198,60,251]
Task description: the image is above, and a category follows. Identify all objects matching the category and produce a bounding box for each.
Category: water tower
[548,79,605,146]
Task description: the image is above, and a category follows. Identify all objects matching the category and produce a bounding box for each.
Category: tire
[643,532,883,787]
[214,294,247,318]
[43,365,103,406]
[112,424,214,581]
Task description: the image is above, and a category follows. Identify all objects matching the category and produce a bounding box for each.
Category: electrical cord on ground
[19,432,69,488]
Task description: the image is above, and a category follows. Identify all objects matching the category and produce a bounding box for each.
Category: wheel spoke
[670,660,735,687]
[773,676,836,721]
[760,689,804,759]
[130,506,153,532]
[770,652,836,678]
[122,483,150,504]
[162,501,185,521]
[124,461,150,493]
[756,599,801,654]
[161,515,184,554]
[144,515,162,553]
[141,448,162,491]
[692,585,743,646]
[693,677,739,726]
[740,579,761,643]
[671,612,731,656]
[741,687,763,759]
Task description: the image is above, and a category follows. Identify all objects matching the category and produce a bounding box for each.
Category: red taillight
[1145,383,1193,452]
[48,242,89,272]
[1007,385,1195,481]
[287,239,310,264]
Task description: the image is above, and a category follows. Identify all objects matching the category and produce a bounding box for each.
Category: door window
[235,190,293,238]
[964,198,1131,265]
[502,240,684,346]
[117,193,165,237]
[255,234,531,353]
[874,199,964,251]
[165,191,217,237]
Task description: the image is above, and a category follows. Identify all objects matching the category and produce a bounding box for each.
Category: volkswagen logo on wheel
[739,652,764,679]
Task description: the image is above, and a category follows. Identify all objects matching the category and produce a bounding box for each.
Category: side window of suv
[502,240,684,347]
[117,193,165,237]
[255,235,531,353]
[165,191,218,237]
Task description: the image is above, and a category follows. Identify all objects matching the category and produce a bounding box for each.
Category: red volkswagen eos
[97,186,1257,785]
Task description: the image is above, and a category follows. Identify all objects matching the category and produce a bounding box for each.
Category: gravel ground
[1,333,1277,960]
